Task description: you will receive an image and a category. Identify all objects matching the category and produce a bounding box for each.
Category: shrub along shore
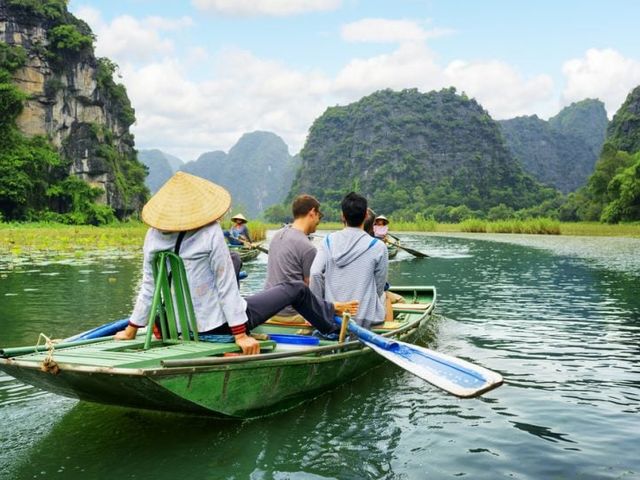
[0,219,638,254]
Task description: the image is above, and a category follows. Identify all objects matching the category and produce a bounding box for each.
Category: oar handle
[334,317,396,349]
[338,313,350,343]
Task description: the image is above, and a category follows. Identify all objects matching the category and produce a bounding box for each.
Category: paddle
[387,233,429,258]
[334,316,503,398]
[238,236,269,254]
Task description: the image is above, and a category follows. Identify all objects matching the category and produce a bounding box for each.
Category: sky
[69,0,640,162]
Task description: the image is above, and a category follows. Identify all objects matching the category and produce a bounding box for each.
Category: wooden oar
[387,234,429,258]
[238,236,269,254]
[334,317,503,398]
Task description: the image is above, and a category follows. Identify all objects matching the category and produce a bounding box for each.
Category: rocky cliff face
[0,1,146,217]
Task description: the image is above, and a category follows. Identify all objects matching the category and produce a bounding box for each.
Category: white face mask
[373,224,388,237]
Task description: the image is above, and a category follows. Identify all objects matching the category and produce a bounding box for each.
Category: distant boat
[0,286,436,418]
[228,243,263,262]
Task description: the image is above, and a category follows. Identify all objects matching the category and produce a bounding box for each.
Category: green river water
[0,232,639,479]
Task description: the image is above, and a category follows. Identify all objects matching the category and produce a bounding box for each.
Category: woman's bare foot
[334,300,359,316]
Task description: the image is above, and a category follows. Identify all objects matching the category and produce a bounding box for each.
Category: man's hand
[114,325,138,340]
[234,333,260,355]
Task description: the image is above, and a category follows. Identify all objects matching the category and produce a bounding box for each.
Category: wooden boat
[228,243,262,262]
[387,243,398,258]
[0,285,436,418]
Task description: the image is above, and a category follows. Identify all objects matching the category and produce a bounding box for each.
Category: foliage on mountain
[606,85,640,154]
[548,99,608,155]
[499,99,607,194]
[180,132,300,217]
[287,88,559,222]
[0,0,147,223]
[561,86,640,223]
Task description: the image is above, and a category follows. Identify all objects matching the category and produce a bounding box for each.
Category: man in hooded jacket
[309,192,388,329]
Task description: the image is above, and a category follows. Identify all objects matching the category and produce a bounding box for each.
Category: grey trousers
[246,281,338,334]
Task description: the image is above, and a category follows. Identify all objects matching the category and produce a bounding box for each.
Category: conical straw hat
[231,213,248,223]
[142,172,231,231]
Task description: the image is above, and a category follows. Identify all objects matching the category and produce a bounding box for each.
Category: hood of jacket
[325,227,377,267]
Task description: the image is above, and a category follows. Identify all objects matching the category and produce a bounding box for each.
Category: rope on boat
[36,333,60,375]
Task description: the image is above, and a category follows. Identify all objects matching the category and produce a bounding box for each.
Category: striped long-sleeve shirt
[310,227,388,327]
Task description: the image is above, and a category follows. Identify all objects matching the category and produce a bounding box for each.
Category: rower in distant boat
[225,213,251,246]
[373,214,389,241]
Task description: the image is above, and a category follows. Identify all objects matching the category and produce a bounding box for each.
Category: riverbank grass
[0,221,269,253]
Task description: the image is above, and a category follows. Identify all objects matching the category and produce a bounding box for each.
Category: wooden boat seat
[143,251,200,350]
[392,302,431,312]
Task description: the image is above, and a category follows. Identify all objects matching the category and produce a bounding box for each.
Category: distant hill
[180,131,299,217]
[289,88,557,221]
[139,149,184,193]
[499,100,608,194]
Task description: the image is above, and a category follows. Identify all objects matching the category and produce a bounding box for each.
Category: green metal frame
[144,251,199,349]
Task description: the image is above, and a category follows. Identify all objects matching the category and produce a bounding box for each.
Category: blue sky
[69,0,640,161]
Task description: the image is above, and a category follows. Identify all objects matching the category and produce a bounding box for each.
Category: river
[0,232,638,479]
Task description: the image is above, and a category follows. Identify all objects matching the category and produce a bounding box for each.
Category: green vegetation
[0,220,269,254]
[559,86,640,224]
[96,58,136,126]
[459,218,561,234]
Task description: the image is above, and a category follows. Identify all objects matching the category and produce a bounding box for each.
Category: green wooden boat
[0,250,438,417]
[228,244,262,262]
[0,289,436,418]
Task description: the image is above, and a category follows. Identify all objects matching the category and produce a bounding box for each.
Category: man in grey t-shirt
[265,195,322,318]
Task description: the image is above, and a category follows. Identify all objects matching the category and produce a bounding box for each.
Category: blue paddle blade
[336,317,503,398]
[365,338,503,398]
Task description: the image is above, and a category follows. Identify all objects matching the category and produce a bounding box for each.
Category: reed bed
[459,218,561,234]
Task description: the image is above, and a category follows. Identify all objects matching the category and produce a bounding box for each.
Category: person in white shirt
[115,172,358,354]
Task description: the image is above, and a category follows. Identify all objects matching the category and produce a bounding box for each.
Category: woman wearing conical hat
[114,172,358,354]
[226,212,252,246]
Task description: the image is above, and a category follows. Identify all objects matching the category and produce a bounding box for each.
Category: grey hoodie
[310,227,388,326]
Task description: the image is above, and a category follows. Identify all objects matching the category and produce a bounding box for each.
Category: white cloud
[562,48,640,117]
[341,18,453,44]
[444,60,556,119]
[73,8,192,63]
[191,0,341,17]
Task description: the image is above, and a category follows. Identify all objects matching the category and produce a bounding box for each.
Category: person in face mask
[373,215,389,241]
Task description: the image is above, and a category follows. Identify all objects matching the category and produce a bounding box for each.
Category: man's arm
[309,243,327,298]
[301,244,317,286]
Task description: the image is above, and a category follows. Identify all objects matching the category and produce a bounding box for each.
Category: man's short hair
[292,194,320,218]
[341,192,367,227]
